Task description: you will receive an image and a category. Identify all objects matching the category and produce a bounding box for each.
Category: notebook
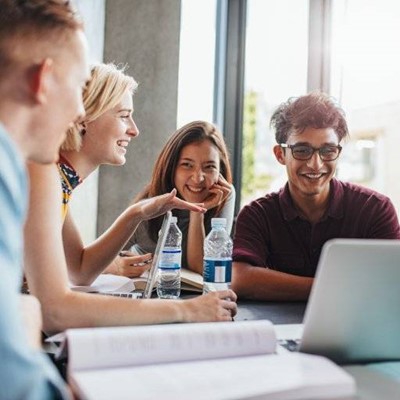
[286,238,400,364]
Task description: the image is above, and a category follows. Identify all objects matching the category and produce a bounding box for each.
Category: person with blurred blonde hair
[59,63,153,281]
[0,0,90,398]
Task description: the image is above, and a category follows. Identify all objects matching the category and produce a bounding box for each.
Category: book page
[70,353,356,400]
[180,268,203,290]
[131,277,147,291]
[135,267,203,292]
[70,274,135,293]
[67,320,276,372]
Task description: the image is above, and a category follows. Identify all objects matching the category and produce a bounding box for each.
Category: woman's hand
[182,289,238,322]
[136,189,206,220]
[202,174,231,211]
[105,251,152,278]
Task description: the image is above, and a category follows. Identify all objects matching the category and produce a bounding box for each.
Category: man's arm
[365,195,400,239]
[232,261,313,301]
[232,195,313,301]
[19,294,43,349]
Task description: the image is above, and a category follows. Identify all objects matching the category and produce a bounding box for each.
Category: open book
[65,320,355,400]
[69,269,203,295]
[180,267,203,292]
[132,267,203,293]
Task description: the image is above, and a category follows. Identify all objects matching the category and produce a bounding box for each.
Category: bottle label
[203,258,232,283]
[159,247,181,270]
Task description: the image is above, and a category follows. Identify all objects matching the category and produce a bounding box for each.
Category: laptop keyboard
[96,292,142,299]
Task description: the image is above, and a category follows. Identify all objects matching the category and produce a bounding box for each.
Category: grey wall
[97,0,181,235]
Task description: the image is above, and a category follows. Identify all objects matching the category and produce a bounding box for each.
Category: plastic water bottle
[157,216,182,299]
[203,218,232,294]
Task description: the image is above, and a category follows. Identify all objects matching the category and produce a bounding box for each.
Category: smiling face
[274,126,340,204]
[81,90,139,166]
[174,140,220,203]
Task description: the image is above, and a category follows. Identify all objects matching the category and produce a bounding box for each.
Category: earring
[80,128,86,135]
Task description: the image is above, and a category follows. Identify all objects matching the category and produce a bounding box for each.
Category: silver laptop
[298,238,400,364]
[136,211,172,299]
[98,211,172,299]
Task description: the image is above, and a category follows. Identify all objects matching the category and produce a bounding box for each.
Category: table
[231,297,400,400]
[235,300,306,324]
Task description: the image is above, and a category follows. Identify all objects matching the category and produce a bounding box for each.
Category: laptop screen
[142,211,172,299]
[299,238,400,364]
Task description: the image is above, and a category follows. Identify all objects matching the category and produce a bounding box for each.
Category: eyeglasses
[279,143,342,161]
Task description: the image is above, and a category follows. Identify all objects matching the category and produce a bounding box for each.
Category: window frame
[213,0,332,214]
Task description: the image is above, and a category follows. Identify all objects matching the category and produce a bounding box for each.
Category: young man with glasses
[232,92,400,301]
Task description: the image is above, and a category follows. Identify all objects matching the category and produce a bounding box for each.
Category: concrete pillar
[97,0,181,235]
[70,0,105,244]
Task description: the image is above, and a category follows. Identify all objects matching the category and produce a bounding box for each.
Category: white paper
[181,268,203,290]
[67,320,276,372]
[71,353,356,400]
[69,274,135,293]
[67,320,355,400]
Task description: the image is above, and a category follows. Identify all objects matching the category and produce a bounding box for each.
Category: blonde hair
[62,63,138,151]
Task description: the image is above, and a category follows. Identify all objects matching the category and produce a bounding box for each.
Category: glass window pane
[241,0,309,207]
[177,0,217,127]
[331,0,400,213]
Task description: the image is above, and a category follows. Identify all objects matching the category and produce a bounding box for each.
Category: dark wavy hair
[136,120,232,242]
[270,91,349,143]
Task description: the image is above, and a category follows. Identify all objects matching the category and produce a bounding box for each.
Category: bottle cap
[211,217,226,228]
[170,216,178,223]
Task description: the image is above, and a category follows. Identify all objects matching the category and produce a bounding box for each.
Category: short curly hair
[270,91,349,144]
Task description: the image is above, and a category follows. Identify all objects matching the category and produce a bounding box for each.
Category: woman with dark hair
[124,120,235,274]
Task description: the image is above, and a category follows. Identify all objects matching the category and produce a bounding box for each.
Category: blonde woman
[23,63,237,334]
[58,63,153,283]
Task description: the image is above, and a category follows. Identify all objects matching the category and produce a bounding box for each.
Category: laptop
[283,238,400,365]
[93,211,172,299]
[131,211,172,299]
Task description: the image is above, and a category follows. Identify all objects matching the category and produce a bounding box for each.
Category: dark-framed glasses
[280,143,342,161]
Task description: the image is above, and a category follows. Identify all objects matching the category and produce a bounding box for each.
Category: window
[177,0,217,126]
[241,0,309,206]
[178,0,400,214]
[331,0,400,212]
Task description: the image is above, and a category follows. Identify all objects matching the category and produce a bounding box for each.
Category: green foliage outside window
[242,91,257,199]
[241,91,273,203]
